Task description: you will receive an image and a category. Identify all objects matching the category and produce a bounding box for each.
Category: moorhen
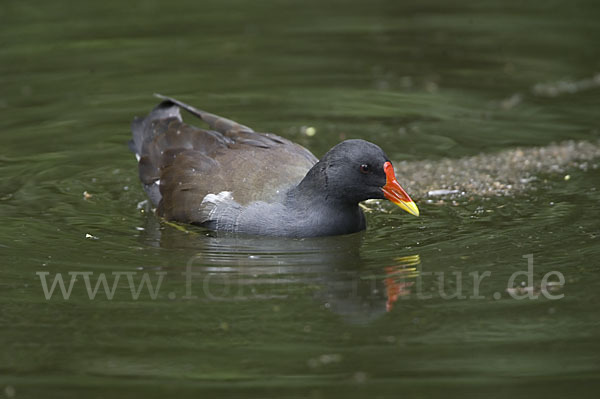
[129,95,419,237]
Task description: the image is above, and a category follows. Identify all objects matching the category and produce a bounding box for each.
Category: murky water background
[1,0,600,397]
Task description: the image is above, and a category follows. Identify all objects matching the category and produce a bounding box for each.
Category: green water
[1,0,600,397]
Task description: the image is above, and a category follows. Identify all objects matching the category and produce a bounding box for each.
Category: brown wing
[130,96,318,223]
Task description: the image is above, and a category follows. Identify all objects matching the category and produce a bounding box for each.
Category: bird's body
[130,96,418,237]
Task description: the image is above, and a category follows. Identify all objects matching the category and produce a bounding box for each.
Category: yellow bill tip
[396,200,420,217]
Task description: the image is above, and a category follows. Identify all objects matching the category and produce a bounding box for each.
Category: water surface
[1,0,600,397]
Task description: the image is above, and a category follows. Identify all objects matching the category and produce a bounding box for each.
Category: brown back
[132,96,318,223]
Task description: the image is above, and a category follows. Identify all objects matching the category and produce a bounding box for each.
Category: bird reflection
[138,216,421,324]
[384,255,420,312]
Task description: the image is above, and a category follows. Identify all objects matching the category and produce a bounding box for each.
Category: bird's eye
[360,164,371,174]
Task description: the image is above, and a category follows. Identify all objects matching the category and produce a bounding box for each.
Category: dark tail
[128,97,182,158]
